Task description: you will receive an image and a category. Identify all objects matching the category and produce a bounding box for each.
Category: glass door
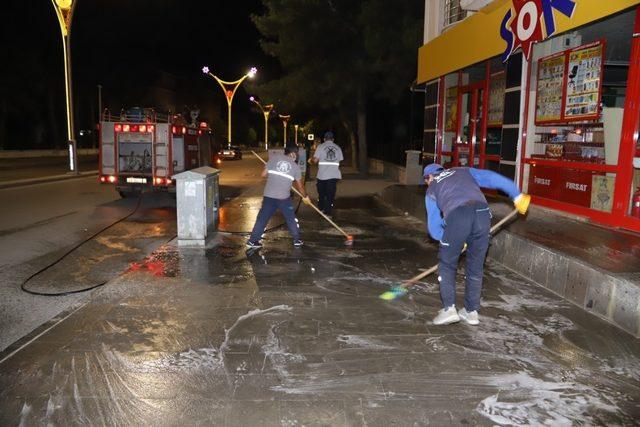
[455,83,484,167]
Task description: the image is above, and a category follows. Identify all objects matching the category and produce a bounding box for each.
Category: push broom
[251,150,354,246]
[379,207,520,300]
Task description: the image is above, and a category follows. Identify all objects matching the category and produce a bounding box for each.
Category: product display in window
[534,41,605,124]
[536,53,565,123]
[488,72,505,126]
[565,42,604,120]
[534,125,605,163]
[445,87,458,132]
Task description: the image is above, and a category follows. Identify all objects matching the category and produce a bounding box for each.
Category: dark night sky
[2,0,279,146]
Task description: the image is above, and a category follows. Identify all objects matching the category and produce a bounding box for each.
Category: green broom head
[379,286,408,301]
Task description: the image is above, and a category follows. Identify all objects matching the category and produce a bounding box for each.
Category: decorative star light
[202,66,210,74]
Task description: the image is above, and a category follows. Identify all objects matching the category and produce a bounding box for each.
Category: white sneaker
[432,306,460,325]
[458,308,480,325]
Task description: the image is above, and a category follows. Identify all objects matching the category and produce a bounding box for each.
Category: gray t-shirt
[313,141,343,180]
[263,153,302,199]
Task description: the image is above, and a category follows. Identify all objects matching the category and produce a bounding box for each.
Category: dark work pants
[438,202,491,312]
[249,197,300,243]
[316,178,338,215]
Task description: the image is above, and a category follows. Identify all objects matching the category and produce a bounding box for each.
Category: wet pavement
[1,163,640,425]
[397,185,640,275]
[22,193,177,295]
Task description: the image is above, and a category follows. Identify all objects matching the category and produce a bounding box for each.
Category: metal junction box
[173,167,220,246]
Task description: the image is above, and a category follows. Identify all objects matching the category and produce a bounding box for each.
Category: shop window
[461,62,486,86]
[486,160,500,173]
[522,9,635,214]
[442,72,459,160]
[423,80,439,162]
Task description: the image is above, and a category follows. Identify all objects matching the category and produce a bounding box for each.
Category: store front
[418,0,640,233]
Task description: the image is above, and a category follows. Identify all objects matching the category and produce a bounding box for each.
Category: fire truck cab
[99,108,219,197]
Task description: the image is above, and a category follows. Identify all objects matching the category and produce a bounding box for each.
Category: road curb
[0,170,99,190]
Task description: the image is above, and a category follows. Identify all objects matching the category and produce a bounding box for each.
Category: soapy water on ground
[477,371,621,426]
[337,334,395,350]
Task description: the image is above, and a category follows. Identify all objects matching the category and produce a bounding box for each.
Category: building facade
[418,0,640,232]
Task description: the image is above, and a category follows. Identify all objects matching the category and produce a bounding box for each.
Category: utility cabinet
[173,167,220,246]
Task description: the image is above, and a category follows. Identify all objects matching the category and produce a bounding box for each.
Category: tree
[252,0,422,173]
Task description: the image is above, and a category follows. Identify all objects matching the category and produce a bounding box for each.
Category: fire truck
[99,108,221,197]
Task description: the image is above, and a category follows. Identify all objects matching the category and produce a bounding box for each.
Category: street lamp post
[294,124,299,145]
[278,114,291,146]
[51,0,79,174]
[202,66,257,148]
[249,97,274,151]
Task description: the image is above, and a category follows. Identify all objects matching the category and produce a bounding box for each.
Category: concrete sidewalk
[0,170,99,189]
[378,184,640,337]
[0,155,99,188]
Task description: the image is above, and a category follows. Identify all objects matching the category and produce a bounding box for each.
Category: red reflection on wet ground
[127,247,180,277]
[128,259,167,277]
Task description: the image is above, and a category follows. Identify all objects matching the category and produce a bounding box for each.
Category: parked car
[220,145,243,160]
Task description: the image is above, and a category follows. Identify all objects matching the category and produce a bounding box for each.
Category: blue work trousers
[438,202,491,312]
[249,196,300,242]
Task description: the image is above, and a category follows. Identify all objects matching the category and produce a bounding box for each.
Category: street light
[294,124,300,145]
[249,96,274,151]
[51,0,79,174]
[202,66,257,148]
[278,114,291,146]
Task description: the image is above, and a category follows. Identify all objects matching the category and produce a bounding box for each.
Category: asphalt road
[0,156,266,352]
[0,176,127,351]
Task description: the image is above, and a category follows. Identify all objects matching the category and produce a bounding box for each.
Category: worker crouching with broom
[423,163,531,326]
[247,145,312,249]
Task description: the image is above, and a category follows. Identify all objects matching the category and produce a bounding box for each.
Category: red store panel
[528,165,560,200]
[559,169,601,208]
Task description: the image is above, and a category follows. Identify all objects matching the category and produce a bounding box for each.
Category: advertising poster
[535,52,566,123]
[591,175,614,212]
[564,42,604,120]
[445,87,458,132]
[488,73,506,126]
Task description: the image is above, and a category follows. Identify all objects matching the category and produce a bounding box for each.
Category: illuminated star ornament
[501,0,576,62]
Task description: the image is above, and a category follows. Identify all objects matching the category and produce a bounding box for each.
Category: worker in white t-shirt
[310,131,343,216]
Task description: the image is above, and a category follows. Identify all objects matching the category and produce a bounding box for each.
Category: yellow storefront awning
[417,0,640,84]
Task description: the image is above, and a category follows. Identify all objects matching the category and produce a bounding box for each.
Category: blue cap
[423,163,444,177]
[324,131,334,140]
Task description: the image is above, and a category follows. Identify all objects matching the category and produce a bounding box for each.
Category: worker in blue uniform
[423,163,531,326]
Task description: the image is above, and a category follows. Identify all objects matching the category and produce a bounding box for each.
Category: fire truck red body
[99,108,220,197]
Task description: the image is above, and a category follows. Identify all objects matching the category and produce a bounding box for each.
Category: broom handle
[401,208,519,287]
[251,150,350,239]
